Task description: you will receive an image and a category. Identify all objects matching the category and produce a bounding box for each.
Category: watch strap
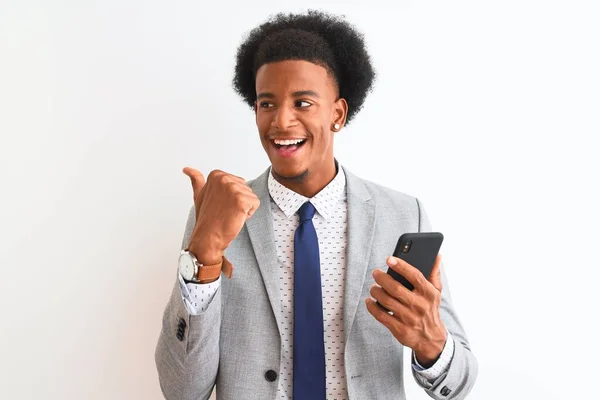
[195,256,234,283]
[221,256,234,278]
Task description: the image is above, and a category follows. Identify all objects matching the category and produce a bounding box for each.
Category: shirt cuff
[178,273,221,315]
[411,331,455,382]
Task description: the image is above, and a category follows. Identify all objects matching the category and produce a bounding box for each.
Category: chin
[271,163,309,181]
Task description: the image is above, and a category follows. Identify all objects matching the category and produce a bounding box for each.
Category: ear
[332,97,348,131]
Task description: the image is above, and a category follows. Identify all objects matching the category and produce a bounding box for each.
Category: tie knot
[298,202,316,222]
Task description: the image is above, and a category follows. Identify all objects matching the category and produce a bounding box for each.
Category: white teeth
[274,139,305,146]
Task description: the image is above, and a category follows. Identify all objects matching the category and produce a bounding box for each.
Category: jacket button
[176,317,187,341]
[264,370,277,382]
[440,386,451,396]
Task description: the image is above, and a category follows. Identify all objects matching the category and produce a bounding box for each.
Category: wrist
[187,244,223,265]
[415,332,447,368]
[180,248,223,284]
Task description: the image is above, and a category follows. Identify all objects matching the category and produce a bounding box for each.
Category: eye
[295,100,312,108]
[259,101,274,108]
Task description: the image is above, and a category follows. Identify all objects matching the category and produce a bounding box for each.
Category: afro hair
[232,10,376,124]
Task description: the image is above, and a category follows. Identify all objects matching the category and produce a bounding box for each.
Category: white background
[1,1,599,399]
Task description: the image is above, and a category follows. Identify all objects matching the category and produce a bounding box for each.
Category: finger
[247,197,261,219]
[372,268,416,307]
[428,254,443,293]
[182,167,206,193]
[386,256,431,292]
[230,173,248,183]
[234,182,255,196]
[365,298,409,342]
[210,169,247,186]
[365,297,396,329]
[248,196,260,218]
[370,284,415,324]
[236,193,261,219]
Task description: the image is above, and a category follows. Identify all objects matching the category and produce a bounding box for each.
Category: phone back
[388,232,444,290]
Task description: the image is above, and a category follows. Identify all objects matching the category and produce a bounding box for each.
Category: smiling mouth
[270,138,307,157]
[272,139,306,149]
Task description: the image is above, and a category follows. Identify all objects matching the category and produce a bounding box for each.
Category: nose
[271,104,298,130]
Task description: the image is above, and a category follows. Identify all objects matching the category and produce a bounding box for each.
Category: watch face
[178,252,195,280]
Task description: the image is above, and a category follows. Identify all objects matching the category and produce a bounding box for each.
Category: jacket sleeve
[412,198,479,400]
[155,206,221,400]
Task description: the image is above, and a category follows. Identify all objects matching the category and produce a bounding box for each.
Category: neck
[272,160,337,198]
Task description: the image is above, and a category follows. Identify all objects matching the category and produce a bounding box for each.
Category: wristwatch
[178,249,223,283]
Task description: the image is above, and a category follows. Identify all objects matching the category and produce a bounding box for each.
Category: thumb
[182,167,206,194]
[428,254,443,293]
[182,167,206,219]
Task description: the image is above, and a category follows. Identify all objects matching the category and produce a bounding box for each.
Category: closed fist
[182,167,260,264]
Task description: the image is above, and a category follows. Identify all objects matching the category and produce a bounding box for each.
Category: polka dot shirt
[266,167,349,399]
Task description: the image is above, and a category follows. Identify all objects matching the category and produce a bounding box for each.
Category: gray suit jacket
[155,166,478,400]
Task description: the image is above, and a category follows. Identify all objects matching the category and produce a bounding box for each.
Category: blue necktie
[293,202,326,400]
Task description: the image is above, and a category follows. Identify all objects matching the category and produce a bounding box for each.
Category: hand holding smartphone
[386,232,444,291]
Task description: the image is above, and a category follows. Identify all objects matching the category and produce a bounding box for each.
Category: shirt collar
[267,163,346,222]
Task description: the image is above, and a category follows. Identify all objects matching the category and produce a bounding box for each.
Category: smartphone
[386,232,444,291]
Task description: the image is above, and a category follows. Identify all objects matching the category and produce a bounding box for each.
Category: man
[156,10,477,400]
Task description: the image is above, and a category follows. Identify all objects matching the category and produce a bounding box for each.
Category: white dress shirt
[179,165,454,399]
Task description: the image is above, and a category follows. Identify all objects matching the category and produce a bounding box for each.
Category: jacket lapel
[245,168,283,336]
[342,167,376,343]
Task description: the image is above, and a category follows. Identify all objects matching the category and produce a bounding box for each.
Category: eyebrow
[256,90,320,100]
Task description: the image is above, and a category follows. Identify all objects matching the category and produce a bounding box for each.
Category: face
[254,60,347,194]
